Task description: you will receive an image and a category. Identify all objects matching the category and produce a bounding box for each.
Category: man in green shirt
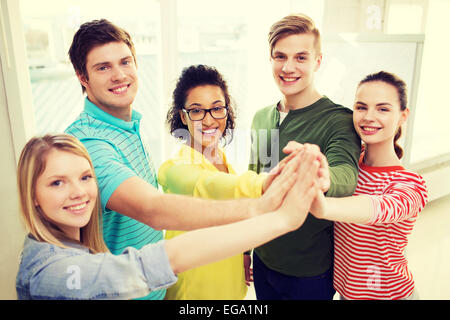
[248,13,361,300]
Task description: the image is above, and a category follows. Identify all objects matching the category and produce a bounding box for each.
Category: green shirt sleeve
[248,105,279,174]
[248,99,361,197]
[324,113,361,197]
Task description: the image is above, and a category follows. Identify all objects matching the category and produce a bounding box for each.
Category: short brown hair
[68,19,137,93]
[268,13,321,57]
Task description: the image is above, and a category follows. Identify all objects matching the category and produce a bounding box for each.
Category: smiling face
[271,33,322,106]
[353,81,409,149]
[34,149,98,241]
[77,41,138,121]
[180,85,228,153]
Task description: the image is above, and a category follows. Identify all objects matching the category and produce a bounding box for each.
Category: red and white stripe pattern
[334,160,428,300]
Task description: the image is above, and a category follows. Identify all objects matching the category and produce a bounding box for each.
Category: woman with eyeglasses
[159,65,278,300]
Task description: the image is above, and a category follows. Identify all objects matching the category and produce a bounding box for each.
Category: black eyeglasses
[183,106,229,121]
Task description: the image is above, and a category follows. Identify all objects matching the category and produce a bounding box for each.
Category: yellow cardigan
[158,144,265,300]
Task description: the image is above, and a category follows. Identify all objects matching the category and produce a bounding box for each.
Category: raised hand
[262,149,301,194]
[282,140,305,155]
[309,189,327,220]
[283,141,330,193]
[253,152,302,215]
[277,145,322,230]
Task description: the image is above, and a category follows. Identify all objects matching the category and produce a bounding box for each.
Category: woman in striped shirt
[308,71,429,299]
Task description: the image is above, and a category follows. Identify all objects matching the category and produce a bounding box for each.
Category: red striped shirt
[334,158,428,299]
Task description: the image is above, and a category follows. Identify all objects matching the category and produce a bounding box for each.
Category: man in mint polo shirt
[248,14,361,300]
[65,19,289,300]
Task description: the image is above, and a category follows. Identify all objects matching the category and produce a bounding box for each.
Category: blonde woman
[16,133,322,299]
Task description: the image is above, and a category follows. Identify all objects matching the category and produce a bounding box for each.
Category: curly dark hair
[166,65,236,145]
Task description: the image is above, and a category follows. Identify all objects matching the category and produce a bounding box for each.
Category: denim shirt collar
[83,97,142,132]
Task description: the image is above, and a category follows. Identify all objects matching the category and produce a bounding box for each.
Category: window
[409,0,450,165]
[20,0,164,165]
[18,0,449,173]
[171,0,327,171]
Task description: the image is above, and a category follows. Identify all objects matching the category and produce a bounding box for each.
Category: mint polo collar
[83,97,142,132]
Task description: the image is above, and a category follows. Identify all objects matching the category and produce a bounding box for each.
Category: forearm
[323,120,361,196]
[282,142,359,197]
[326,163,359,197]
[194,170,265,199]
[146,193,258,231]
[165,211,289,274]
[323,195,373,224]
[29,243,176,300]
[107,176,258,231]
[159,161,265,200]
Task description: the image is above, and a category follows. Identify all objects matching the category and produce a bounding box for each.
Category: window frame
[0,0,36,164]
[4,0,450,201]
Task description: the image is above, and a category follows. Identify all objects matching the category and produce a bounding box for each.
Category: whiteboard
[315,34,424,166]
[316,34,422,112]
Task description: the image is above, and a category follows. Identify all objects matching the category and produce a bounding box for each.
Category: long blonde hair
[17,134,109,253]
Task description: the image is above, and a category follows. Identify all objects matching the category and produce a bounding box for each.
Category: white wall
[0,0,33,299]
[410,0,450,201]
[411,0,450,164]
[0,62,26,299]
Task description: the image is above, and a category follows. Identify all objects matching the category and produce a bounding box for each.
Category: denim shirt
[16,235,177,300]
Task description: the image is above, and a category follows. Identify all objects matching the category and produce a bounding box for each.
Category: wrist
[261,174,269,194]
[319,197,336,221]
[248,199,260,218]
[276,207,302,232]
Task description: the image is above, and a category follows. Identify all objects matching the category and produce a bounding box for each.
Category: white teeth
[281,77,298,82]
[66,203,87,211]
[202,129,217,134]
[362,126,379,132]
[112,86,127,94]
